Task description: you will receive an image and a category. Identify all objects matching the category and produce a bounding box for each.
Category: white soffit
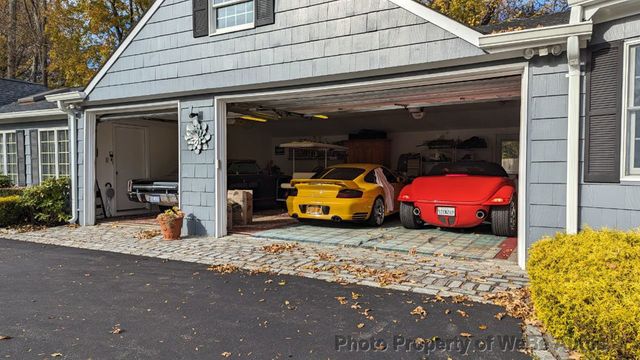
[479,22,594,53]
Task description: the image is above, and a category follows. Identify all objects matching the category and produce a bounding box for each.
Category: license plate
[437,207,456,216]
[306,205,323,215]
[148,195,160,204]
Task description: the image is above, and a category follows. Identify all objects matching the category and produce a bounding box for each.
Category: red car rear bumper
[414,202,490,228]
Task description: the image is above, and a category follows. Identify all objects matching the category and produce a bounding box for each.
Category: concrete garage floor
[251,216,517,261]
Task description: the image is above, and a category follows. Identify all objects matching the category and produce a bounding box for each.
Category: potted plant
[157,207,184,240]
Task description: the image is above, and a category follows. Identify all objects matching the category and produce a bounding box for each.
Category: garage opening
[223,74,523,263]
[95,109,179,221]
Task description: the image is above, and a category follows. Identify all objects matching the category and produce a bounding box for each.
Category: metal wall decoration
[185,115,212,154]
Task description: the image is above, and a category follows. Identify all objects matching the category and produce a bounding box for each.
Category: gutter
[0,108,65,120]
[478,22,593,54]
[565,6,585,235]
[46,91,86,225]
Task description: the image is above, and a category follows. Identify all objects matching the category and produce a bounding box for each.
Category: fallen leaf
[410,306,427,319]
[350,302,361,310]
[207,264,239,274]
[51,353,62,357]
[0,336,11,340]
[278,280,287,286]
[351,292,361,300]
[415,337,426,345]
[460,332,472,338]
[134,229,162,240]
[456,310,469,318]
[335,296,348,305]
[444,309,451,315]
[262,243,300,254]
[221,352,231,358]
[356,323,365,329]
[408,247,417,256]
[110,324,124,334]
[495,312,506,320]
[479,325,488,330]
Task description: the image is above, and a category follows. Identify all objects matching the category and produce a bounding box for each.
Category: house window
[39,129,70,181]
[210,0,254,35]
[624,44,640,177]
[0,132,18,185]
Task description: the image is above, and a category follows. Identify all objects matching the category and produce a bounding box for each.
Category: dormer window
[210,0,255,35]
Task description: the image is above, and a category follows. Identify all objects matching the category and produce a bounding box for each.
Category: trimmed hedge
[0,196,26,227]
[528,229,640,359]
[20,178,70,226]
[0,188,24,197]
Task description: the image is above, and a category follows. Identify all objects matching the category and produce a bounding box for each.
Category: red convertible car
[398,161,517,236]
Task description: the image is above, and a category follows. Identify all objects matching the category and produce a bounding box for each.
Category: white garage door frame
[83,100,181,226]
[214,62,530,269]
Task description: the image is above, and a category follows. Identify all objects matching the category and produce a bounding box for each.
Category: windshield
[312,167,365,180]
[228,162,260,174]
[427,162,508,177]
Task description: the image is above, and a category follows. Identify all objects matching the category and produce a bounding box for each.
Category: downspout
[56,101,79,224]
[566,6,584,234]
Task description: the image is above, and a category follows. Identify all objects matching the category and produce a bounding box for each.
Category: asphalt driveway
[0,239,529,359]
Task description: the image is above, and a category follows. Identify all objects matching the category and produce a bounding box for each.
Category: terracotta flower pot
[157,214,184,240]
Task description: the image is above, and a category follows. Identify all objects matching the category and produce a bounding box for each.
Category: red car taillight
[337,189,363,198]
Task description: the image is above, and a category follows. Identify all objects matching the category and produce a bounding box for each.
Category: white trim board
[388,0,483,47]
[0,108,65,120]
[214,62,530,269]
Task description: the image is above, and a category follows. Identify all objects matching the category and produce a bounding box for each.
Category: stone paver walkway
[252,219,510,260]
[1,223,528,302]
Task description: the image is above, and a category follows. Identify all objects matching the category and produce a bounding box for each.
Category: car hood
[411,175,509,203]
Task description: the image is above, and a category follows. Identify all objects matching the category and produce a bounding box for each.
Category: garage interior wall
[96,118,178,215]
[227,102,520,175]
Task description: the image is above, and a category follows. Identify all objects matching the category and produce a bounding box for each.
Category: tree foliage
[0,0,151,88]
[423,0,569,27]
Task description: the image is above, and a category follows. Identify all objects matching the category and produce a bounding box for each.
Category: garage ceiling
[235,76,521,115]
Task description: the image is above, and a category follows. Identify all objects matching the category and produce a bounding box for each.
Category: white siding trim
[83,0,167,96]
[388,0,482,47]
[620,38,640,182]
[518,65,529,269]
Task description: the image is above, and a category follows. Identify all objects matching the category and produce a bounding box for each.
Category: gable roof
[0,78,48,106]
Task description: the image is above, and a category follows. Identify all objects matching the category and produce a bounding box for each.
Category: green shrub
[0,195,26,227]
[20,178,70,226]
[0,188,24,197]
[0,175,13,188]
[528,228,640,359]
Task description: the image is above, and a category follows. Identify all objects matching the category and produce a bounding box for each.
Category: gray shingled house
[41,0,640,269]
[0,79,69,186]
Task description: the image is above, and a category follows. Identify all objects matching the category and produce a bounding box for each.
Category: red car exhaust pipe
[476,210,487,219]
[413,207,421,216]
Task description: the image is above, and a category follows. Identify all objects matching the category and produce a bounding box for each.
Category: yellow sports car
[286,164,405,226]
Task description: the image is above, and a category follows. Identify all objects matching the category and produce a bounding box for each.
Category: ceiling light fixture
[240,115,268,123]
[409,107,425,120]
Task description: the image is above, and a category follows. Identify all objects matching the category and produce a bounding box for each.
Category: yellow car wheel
[367,197,385,227]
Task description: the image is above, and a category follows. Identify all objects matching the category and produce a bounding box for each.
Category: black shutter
[584,42,623,183]
[193,0,209,38]
[255,0,275,27]
[29,130,39,185]
[16,130,26,186]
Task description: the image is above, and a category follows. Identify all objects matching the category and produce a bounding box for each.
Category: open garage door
[95,109,179,219]
[217,67,527,267]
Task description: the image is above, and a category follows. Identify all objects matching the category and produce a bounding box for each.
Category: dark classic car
[127,171,179,209]
[127,160,289,210]
[227,160,291,209]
